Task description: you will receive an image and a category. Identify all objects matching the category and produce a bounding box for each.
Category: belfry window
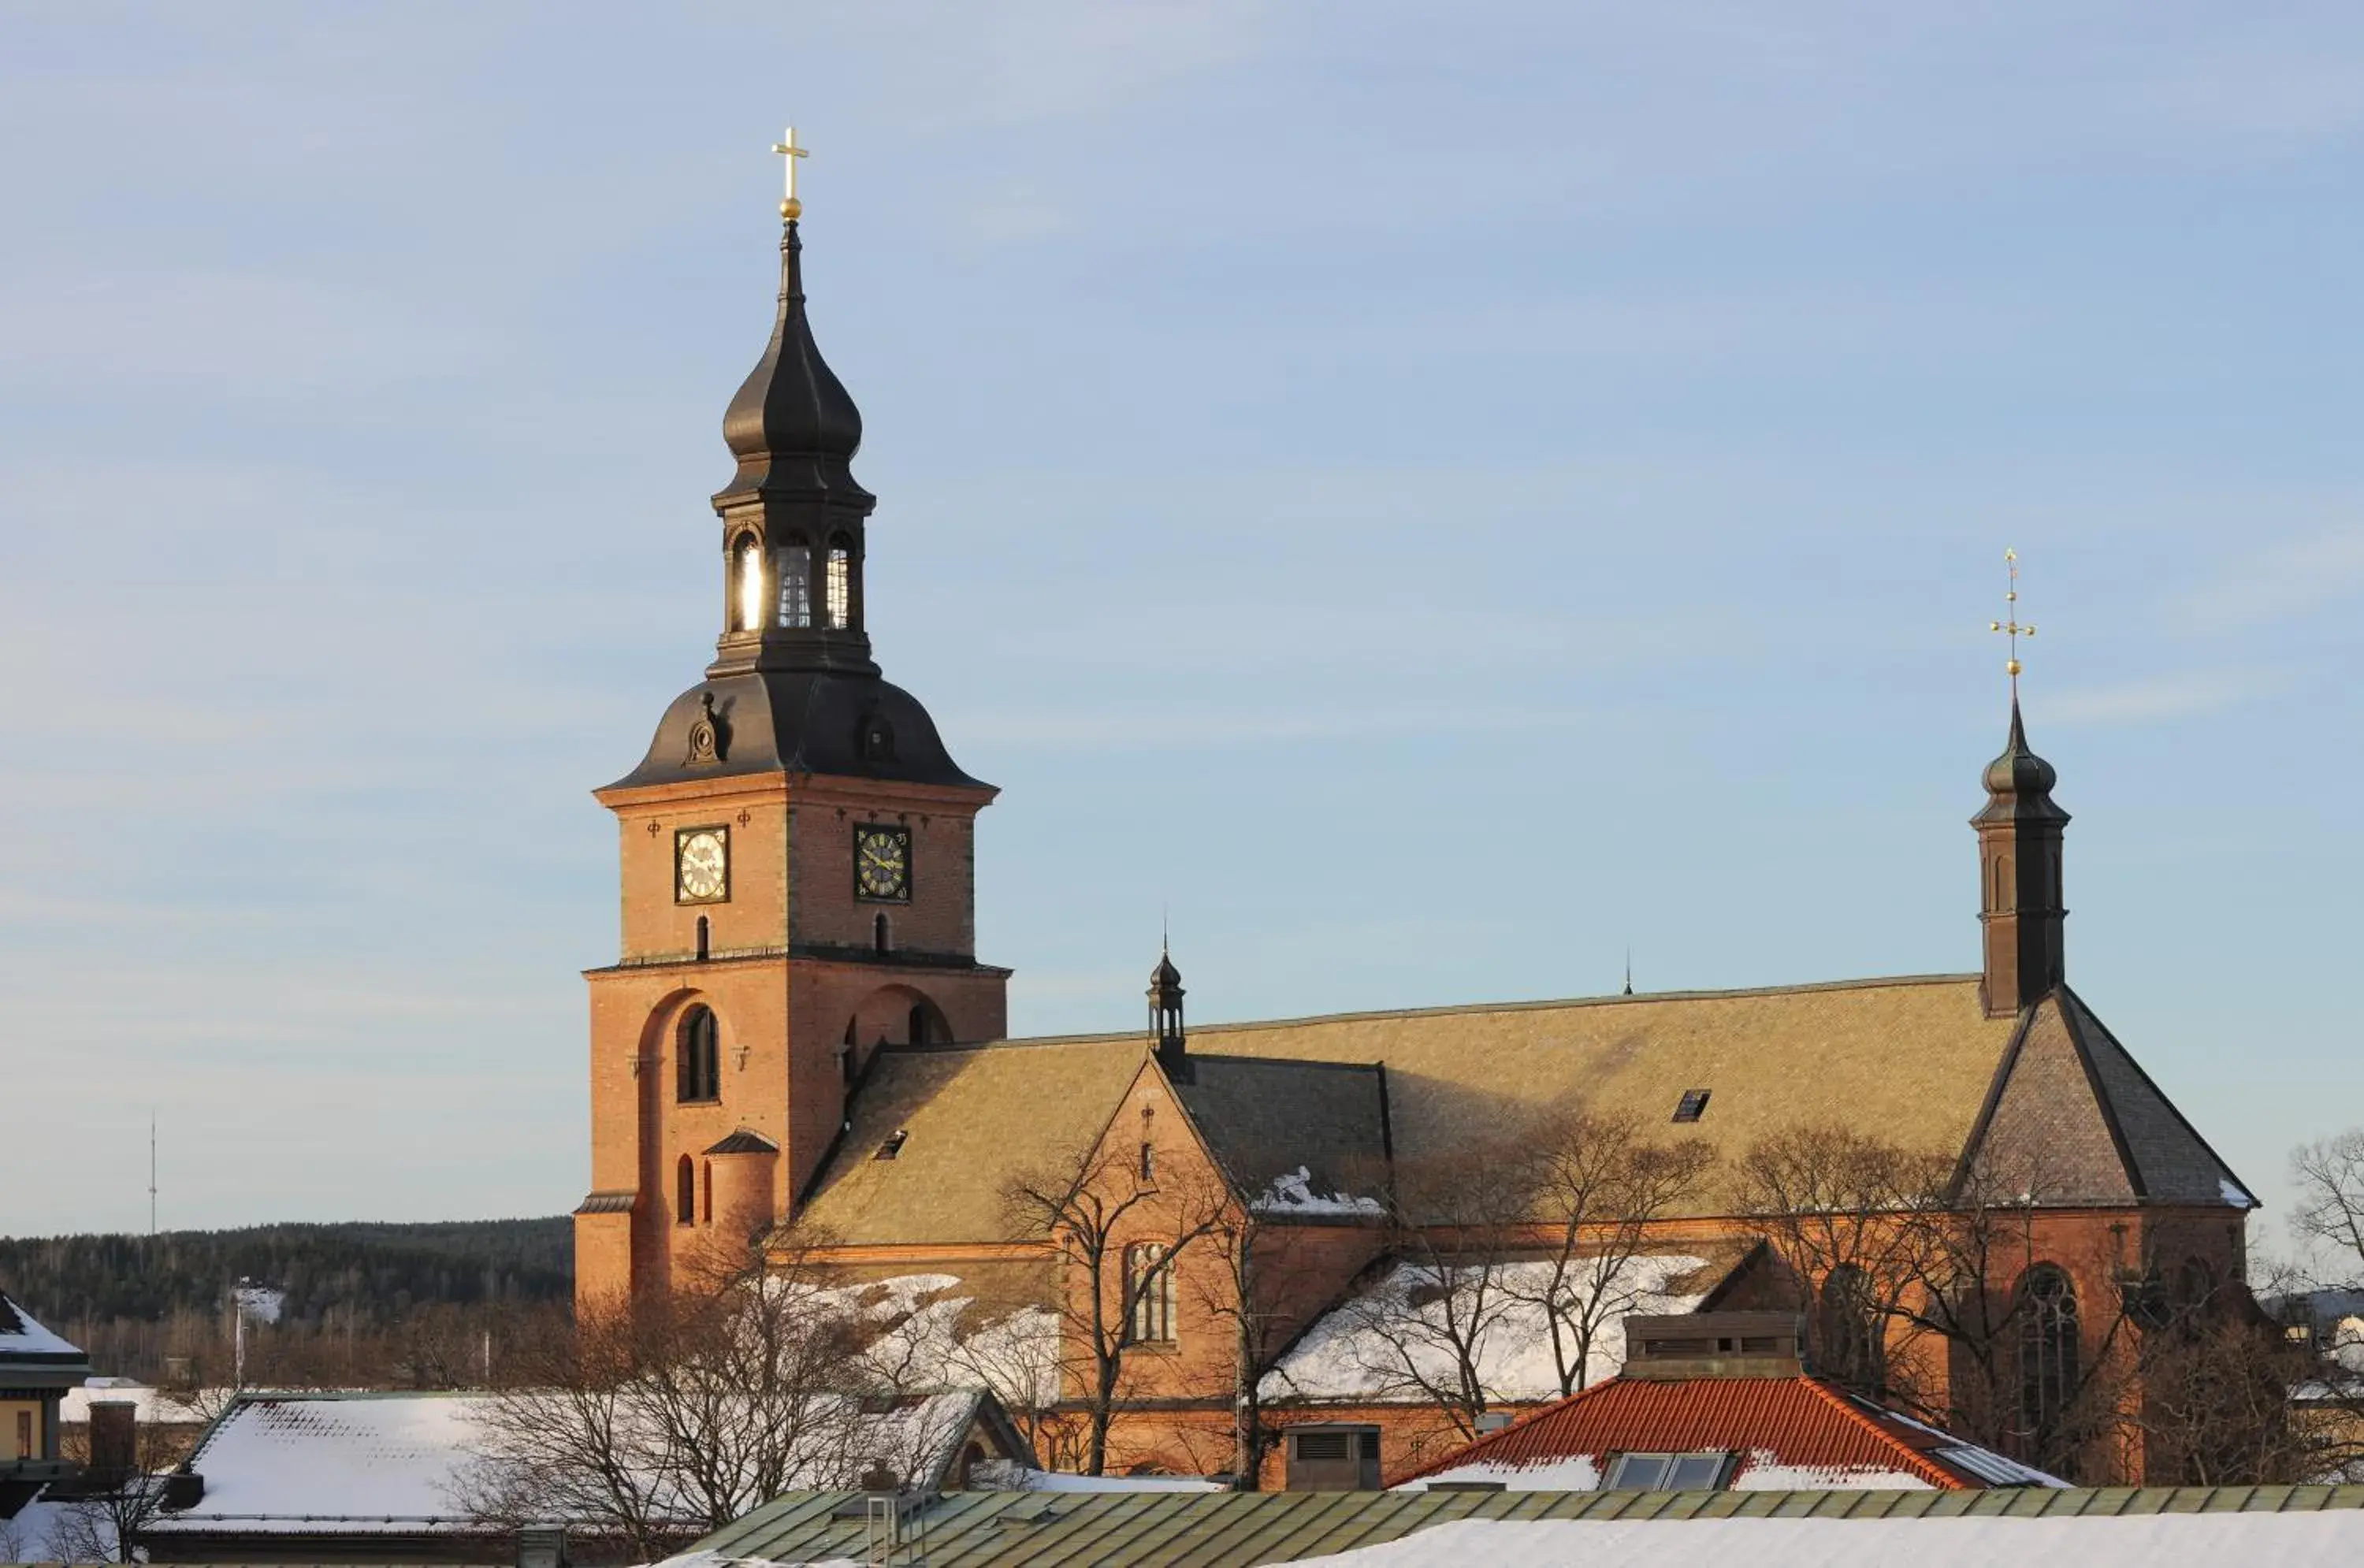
[825,541,853,630]
[775,541,812,628]
[732,536,764,634]
[677,1005,721,1103]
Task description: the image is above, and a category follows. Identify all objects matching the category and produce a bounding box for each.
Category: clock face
[675,827,729,904]
[854,824,911,903]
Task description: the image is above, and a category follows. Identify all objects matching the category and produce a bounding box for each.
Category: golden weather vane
[771,126,808,221]
[1989,548,2035,700]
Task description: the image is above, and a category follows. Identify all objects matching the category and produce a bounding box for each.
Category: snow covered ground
[1270,1513,2364,1566]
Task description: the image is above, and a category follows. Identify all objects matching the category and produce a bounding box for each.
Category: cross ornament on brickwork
[1989,548,2035,700]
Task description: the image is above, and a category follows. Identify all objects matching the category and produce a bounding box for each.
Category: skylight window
[1672,1089,1711,1124]
[1604,1451,1730,1490]
[875,1128,909,1161]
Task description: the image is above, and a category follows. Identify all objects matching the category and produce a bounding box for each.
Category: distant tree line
[0,1218,573,1388]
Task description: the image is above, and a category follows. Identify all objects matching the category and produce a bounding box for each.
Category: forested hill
[0,1217,574,1327]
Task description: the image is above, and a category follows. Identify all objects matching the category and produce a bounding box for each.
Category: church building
[574,171,2255,1488]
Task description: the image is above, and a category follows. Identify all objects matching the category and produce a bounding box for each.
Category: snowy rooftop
[682,1481,2364,1568]
[0,1288,85,1363]
[1262,1256,1715,1405]
[144,1387,1015,1537]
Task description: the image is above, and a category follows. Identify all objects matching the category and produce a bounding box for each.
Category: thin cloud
[2048,671,2278,726]
[2183,527,2364,631]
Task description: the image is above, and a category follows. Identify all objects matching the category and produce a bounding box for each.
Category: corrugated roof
[693,1483,2364,1566]
[1394,1375,2050,1490]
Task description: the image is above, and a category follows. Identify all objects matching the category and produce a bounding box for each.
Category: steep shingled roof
[1169,1054,1388,1209]
[798,975,2246,1247]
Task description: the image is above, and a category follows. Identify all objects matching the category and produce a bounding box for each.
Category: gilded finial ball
[780,197,802,221]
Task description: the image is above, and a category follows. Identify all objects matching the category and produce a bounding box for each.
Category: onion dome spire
[716,217,868,507]
[1973,552,2070,1018]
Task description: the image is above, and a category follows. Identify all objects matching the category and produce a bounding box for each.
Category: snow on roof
[805,1273,1061,1409]
[147,1388,1005,1536]
[1265,1511,2364,1566]
[1253,1166,1386,1217]
[1262,1257,1710,1405]
[968,1459,1225,1493]
[0,1289,84,1360]
[1396,1375,2062,1493]
[150,1392,491,1533]
[59,1380,217,1425]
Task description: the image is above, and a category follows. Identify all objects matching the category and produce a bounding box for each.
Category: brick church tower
[572,195,1008,1306]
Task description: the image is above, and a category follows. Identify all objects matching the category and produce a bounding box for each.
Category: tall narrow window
[908,1003,928,1046]
[732,536,764,633]
[1819,1264,1883,1392]
[825,541,852,630]
[695,916,710,962]
[701,1160,713,1224]
[2018,1264,2080,1474]
[775,541,812,628]
[675,1155,695,1225]
[677,1005,720,1102]
[1126,1243,1175,1344]
[874,912,890,953]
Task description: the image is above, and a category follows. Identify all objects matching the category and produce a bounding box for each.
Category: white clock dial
[676,828,728,903]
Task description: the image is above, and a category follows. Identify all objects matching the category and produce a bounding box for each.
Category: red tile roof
[1396,1376,2044,1490]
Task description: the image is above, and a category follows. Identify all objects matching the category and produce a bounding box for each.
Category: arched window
[2018,1264,2080,1473]
[701,1160,713,1224]
[1818,1264,1883,1392]
[825,537,853,630]
[1125,1242,1175,1344]
[775,535,812,628]
[676,1005,720,1102]
[675,1154,695,1225]
[874,912,890,953]
[695,915,710,963]
[731,534,764,633]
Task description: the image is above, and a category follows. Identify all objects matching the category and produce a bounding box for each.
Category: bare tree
[1004,1143,1230,1475]
[455,1235,873,1557]
[2293,1131,2364,1286]
[1500,1107,1716,1398]
[1325,1140,1536,1443]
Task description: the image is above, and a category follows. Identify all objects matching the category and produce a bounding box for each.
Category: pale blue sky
[2,4,2359,1245]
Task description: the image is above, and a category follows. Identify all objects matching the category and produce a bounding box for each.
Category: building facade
[574,203,2255,1485]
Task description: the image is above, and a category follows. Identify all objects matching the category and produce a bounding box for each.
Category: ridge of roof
[959,972,1985,1053]
[1394,1375,1972,1491]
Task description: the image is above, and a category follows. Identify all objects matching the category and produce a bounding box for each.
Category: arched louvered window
[676,1005,721,1102]
[825,535,853,630]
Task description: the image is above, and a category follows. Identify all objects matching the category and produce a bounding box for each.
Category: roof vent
[1672,1089,1710,1124]
[875,1128,909,1161]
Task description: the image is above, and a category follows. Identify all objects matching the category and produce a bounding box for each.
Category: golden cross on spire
[1989,547,2035,699]
[771,126,808,221]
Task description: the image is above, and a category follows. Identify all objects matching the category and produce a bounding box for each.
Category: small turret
[1148,945,1187,1077]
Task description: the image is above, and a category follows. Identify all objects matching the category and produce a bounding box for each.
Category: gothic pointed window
[2018,1264,2080,1474]
[732,535,764,634]
[1125,1243,1175,1344]
[676,1005,720,1102]
[825,537,853,630]
[775,537,812,628]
